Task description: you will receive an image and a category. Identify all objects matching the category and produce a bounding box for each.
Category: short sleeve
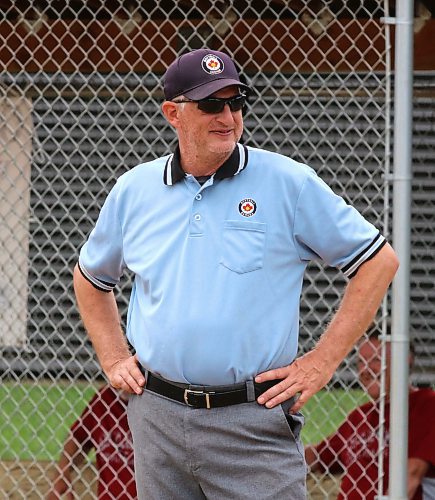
[78,180,125,292]
[293,170,385,278]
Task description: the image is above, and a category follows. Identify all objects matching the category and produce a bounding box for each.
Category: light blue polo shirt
[79,144,385,385]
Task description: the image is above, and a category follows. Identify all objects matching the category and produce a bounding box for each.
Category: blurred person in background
[47,385,136,499]
[305,328,435,499]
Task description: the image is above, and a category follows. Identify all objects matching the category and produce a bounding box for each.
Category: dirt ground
[0,461,340,499]
[0,461,97,499]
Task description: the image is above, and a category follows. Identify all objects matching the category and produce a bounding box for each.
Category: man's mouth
[211,129,232,136]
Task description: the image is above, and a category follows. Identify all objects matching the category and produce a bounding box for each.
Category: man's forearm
[407,457,429,498]
[73,264,130,374]
[47,437,83,500]
[314,242,399,369]
[305,445,321,472]
[255,242,398,412]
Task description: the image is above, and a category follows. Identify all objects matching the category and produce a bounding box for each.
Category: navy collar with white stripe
[163,143,249,186]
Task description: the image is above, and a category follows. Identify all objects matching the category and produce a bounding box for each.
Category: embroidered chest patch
[239,198,257,217]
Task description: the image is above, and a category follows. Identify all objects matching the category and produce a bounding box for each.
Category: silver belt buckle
[184,389,212,409]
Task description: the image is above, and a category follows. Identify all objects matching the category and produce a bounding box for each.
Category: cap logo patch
[202,54,224,75]
[239,198,256,217]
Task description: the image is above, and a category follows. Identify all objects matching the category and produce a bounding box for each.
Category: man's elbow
[73,263,96,293]
[387,243,400,274]
[385,243,400,278]
[73,263,83,286]
[305,445,321,472]
[372,242,399,281]
[407,457,430,497]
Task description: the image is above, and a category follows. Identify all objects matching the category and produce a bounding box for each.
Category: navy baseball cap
[163,49,251,101]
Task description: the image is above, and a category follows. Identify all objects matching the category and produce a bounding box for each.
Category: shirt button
[194,214,201,221]
[195,194,202,201]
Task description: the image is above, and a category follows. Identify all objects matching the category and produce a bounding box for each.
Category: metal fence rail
[0,1,433,498]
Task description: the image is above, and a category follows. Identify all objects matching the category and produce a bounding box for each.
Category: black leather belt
[145,372,279,409]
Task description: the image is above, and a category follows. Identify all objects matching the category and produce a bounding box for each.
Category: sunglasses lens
[197,101,225,113]
[228,96,246,112]
[197,95,247,114]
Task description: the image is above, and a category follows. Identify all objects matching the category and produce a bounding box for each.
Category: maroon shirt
[71,386,136,499]
[315,388,435,500]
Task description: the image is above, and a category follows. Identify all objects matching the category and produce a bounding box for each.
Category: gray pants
[128,386,307,500]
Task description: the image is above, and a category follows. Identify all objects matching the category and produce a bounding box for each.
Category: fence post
[389,0,414,498]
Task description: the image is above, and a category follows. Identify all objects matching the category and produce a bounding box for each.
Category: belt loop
[143,368,150,386]
[246,380,255,402]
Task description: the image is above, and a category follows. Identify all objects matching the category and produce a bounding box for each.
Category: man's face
[175,85,244,157]
[357,338,390,400]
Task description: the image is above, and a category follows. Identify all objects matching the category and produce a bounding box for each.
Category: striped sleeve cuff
[77,260,116,293]
[341,233,387,278]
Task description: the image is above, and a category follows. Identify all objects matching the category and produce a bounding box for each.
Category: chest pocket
[220,220,267,274]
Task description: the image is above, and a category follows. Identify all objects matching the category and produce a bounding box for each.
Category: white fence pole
[389,0,414,498]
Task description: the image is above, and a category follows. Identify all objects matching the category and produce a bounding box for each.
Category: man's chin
[210,139,237,155]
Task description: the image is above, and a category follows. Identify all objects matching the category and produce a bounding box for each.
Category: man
[48,385,136,499]
[305,332,435,499]
[73,48,398,499]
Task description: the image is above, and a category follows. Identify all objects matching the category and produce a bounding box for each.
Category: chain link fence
[1,1,434,498]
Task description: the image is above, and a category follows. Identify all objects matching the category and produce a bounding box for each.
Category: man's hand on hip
[107,353,146,395]
[255,350,336,413]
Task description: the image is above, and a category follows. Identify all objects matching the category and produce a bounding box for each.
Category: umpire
[74,48,398,499]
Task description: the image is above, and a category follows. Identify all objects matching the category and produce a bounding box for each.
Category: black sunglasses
[173,94,247,114]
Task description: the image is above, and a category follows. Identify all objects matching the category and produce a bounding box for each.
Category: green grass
[302,389,369,444]
[0,382,368,461]
[0,381,98,461]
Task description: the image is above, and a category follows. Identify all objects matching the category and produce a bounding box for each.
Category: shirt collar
[163,143,249,186]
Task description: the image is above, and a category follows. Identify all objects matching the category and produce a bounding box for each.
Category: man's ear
[161,101,180,128]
